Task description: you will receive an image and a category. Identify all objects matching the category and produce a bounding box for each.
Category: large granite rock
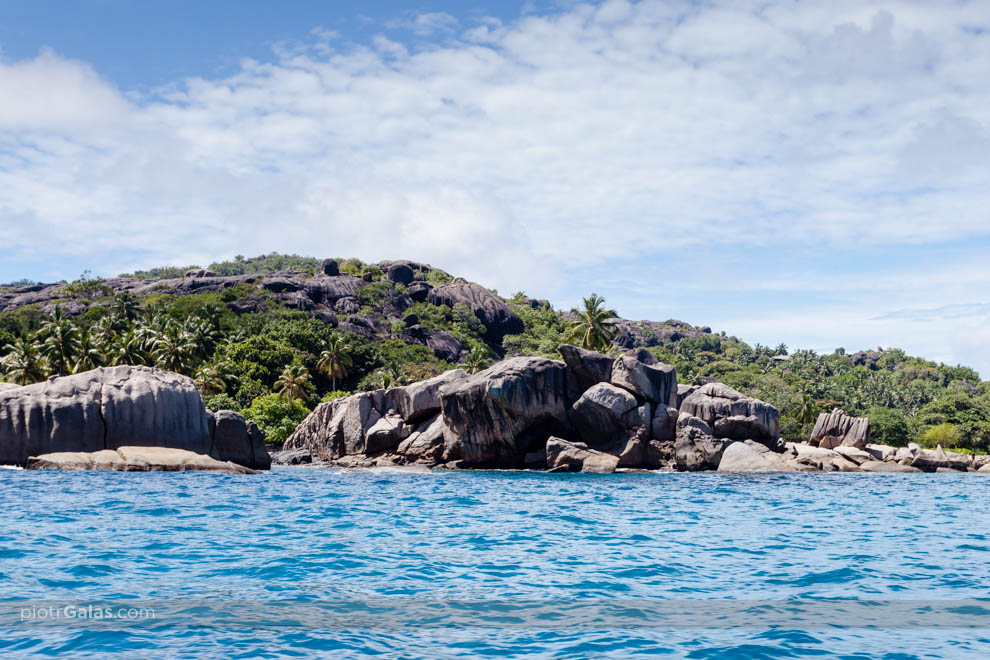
[557,345,613,393]
[209,410,271,470]
[428,281,524,342]
[569,382,647,447]
[909,446,972,472]
[859,460,923,473]
[545,437,618,474]
[673,413,726,471]
[811,409,870,449]
[26,446,257,474]
[284,369,469,461]
[680,383,780,447]
[0,367,269,470]
[610,356,677,407]
[717,440,796,473]
[441,357,569,465]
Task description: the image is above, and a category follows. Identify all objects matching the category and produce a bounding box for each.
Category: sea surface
[1,467,990,658]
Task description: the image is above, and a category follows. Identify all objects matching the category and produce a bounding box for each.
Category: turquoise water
[2,468,990,658]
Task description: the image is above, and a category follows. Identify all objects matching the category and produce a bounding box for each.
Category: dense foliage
[4,255,990,452]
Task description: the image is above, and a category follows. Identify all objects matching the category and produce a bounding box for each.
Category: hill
[2,253,987,451]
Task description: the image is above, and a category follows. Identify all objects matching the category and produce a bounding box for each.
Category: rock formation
[27,446,258,474]
[0,366,270,470]
[810,409,870,449]
[679,383,781,448]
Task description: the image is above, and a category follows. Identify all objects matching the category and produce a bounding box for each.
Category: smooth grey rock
[610,356,677,407]
[271,448,312,465]
[545,436,618,474]
[651,405,679,442]
[910,447,972,472]
[558,344,613,392]
[320,259,339,276]
[211,410,270,470]
[717,440,796,473]
[865,443,898,462]
[1,366,212,467]
[570,382,643,447]
[680,383,780,446]
[27,447,257,474]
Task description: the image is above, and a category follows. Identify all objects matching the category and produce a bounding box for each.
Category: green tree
[459,345,493,374]
[566,293,618,351]
[152,323,197,374]
[1,338,46,385]
[195,364,228,396]
[39,307,80,376]
[274,363,312,404]
[73,330,105,373]
[241,393,310,445]
[316,334,353,391]
[919,422,963,449]
[109,329,147,366]
[866,406,911,446]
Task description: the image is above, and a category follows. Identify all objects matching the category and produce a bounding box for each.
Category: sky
[2,0,990,374]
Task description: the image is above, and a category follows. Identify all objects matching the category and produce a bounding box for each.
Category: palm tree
[151,322,197,374]
[109,329,147,366]
[275,364,312,404]
[373,362,406,390]
[1,338,47,385]
[195,364,227,396]
[111,292,140,322]
[39,307,80,376]
[185,318,219,359]
[566,293,618,352]
[73,330,105,373]
[459,345,492,374]
[795,391,819,425]
[316,334,353,391]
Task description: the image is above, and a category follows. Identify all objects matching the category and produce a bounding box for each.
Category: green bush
[241,393,311,446]
[204,393,240,413]
[919,423,962,449]
[321,390,353,403]
[866,406,910,446]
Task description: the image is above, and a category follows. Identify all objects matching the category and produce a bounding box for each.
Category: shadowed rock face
[441,357,570,465]
[811,409,870,450]
[0,366,269,470]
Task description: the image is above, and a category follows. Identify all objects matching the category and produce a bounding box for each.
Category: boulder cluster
[281,345,785,472]
[0,366,270,473]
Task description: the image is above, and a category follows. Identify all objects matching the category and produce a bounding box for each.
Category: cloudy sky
[2,0,990,373]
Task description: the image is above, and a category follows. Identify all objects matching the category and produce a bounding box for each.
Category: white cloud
[2,1,990,370]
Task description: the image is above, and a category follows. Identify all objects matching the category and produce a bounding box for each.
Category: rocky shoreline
[3,349,988,475]
[275,345,990,474]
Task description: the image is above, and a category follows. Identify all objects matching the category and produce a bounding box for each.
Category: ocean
[2,467,989,658]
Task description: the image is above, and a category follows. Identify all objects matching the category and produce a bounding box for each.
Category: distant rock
[271,448,312,465]
[858,460,923,473]
[429,281,524,342]
[557,345,613,393]
[811,409,870,450]
[184,268,218,278]
[320,259,339,276]
[909,446,972,472]
[673,413,726,471]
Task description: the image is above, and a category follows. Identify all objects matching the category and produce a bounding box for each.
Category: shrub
[321,390,353,403]
[204,393,240,413]
[866,406,910,446]
[919,423,963,449]
[241,393,311,446]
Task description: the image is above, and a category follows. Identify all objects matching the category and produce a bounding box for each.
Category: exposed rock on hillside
[428,281,524,343]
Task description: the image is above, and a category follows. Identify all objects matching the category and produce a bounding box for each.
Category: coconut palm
[151,322,197,374]
[73,330,105,373]
[39,307,80,376]
[1,338,47,385]
[373,362,406,390]
[566,293,618,352]
[795,391,819,425]
[274,364,312,404]
[186,318,220,359]
[459,345,492,374]
[109,329,147,366]
[111,292,140,322]
[316,334,353,391]
[195,364,227,396]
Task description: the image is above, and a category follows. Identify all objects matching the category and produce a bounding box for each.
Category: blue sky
[2,0,990,374]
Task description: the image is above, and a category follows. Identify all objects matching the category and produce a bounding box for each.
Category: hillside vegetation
[2,253,987,451]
